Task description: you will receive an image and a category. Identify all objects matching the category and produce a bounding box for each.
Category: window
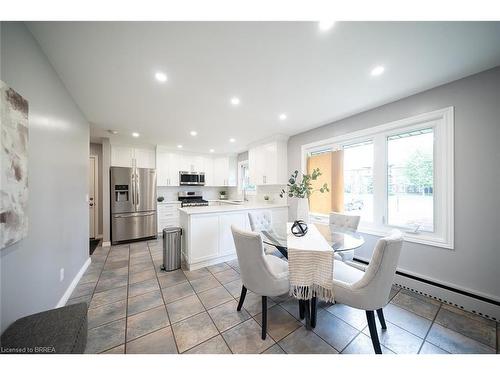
[238,161,256,194]
[302,107,454,249]
[387,128,434,231]
[343,141,374,223]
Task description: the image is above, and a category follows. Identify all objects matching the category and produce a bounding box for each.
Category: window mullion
[372,134,387,227]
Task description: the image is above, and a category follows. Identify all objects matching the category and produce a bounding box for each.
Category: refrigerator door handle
[135,173,140,209]
[114,212,155,219]
[131,172,135,206]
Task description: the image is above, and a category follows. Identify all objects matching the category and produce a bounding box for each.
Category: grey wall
[288,67,500,301]
[90,143,103,235]
[0,22,89,332]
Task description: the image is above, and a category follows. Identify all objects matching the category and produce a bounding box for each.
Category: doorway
[89,155,99,239]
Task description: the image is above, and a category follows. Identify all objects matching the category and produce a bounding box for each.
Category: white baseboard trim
[102,241,111,247]
[55,257,92,308]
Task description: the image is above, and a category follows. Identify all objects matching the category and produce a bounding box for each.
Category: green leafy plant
[279,169,330,199]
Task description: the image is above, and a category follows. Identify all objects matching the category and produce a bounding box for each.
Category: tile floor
[68,239,499,354]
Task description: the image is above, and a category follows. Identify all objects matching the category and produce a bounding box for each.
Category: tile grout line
[148,239,182,355]
[183,266,236,354]
[416,302,443,354]
[122,243,132,353]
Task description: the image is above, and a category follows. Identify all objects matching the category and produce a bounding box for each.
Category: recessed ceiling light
[371,65,385,77]
[131,132,140,138]
[318,21,336,31]
[230,97,240,106]
[190,130,198,136]
[279,113,287,121]
[229,138,236,143]
[108,129,118,135]
[209,149,215,153]
[177,144,183,149]
[155,72,167,83]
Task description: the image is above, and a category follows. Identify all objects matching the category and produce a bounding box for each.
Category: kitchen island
[179,201,288,270]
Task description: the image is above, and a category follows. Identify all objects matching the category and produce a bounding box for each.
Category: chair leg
[299,300,305,320]
[376,308,387,330]
[261,296,267,340]
[237,286,247,311]
[366,310,382,354]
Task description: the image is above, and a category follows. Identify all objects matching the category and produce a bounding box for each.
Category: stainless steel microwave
[179,171,205,186]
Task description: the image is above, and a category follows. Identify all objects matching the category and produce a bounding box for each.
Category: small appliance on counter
[178,191,209,207]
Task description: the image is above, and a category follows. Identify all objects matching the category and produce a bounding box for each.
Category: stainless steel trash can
[161,227,182,271]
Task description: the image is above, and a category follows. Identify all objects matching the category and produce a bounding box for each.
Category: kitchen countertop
[179,202,288,215]
[157,201,181,205]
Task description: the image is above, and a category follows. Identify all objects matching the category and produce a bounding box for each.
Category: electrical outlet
[60,268,64,282]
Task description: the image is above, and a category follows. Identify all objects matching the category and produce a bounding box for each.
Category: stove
[178,191,209,207]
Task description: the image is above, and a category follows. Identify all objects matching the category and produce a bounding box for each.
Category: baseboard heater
[353,257,500,322]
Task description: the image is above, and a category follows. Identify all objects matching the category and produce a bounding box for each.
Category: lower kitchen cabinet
[157,202,181,233]
[218,212,248,256]
[180,207,288,270]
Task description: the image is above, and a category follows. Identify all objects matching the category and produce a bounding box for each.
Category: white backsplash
[229,184,287,204]
[157,185,286,204]
[157,186,232,202]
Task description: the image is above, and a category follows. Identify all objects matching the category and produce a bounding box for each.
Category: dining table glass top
[260,222,365,253]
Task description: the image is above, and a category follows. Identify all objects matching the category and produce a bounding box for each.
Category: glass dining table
[260,222,365,259]
[258,222,365,329]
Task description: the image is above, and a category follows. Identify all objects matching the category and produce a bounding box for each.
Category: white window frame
[301,107,454,249]
[237,160,257,195]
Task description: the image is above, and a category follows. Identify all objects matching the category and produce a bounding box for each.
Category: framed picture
[1,81,29,249]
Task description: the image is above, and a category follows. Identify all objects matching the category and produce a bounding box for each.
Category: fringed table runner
[287,222,335,303]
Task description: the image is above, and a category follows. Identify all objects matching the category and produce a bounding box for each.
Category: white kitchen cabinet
[213,156,237,187]
[218,212,248,256]
[156,147,236,187]
[203,157,214,186]
[180,206,288,270]
[157,202,181,233]
[134,148,156,168]
[249,139,287,186]
[111,145,156,168]
[156,150,180,186]
[111,145,135,167]
[189,215,219,262]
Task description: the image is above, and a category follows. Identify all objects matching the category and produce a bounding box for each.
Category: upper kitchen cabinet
[249,136,288,185]
[156,147,236,187]
[111,145,156,169]
[213,156,237,187]
[156,148,181,186]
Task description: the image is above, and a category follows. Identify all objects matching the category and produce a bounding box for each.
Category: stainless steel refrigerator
[111,166,157,244]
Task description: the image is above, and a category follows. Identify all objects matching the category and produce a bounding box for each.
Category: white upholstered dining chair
[329,212,361,262]
[332,230,403,354]
[231,225,289,340]
[248,211,281,256]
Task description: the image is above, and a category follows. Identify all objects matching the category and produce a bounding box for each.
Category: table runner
[286,222,335,303]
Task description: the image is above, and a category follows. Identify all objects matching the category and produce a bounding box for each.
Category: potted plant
[263,195,270,203]
[280,168,329,222]
[219,190,227,200]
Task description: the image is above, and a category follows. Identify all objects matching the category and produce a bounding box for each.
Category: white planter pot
[291,198,310,223]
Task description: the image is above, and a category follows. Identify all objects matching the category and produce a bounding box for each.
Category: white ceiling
[27,21,500,154]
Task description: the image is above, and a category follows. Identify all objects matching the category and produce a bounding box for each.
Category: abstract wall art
[1,81,29,249]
